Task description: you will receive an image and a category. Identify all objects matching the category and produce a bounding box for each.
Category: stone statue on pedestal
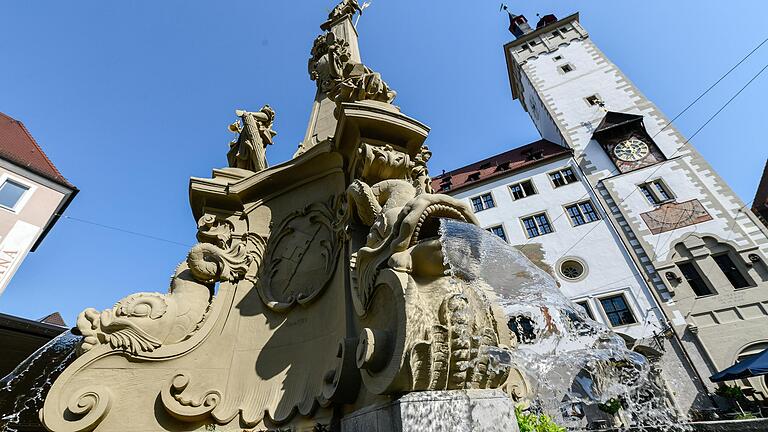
[227,105,276,172]
[40,2,527,431]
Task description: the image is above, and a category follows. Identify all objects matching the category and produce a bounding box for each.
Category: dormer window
[479,162,492,170]
[466,172,481,182]
[495,161,512,172]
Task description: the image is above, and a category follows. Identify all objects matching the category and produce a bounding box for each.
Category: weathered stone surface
[39,2,528,431]
[341,390,520,432]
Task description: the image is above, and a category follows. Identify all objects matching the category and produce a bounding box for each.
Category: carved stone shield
[258,197,344,312]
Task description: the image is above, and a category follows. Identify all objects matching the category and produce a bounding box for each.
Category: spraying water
[440,219,689,431]
[0,332,80,432]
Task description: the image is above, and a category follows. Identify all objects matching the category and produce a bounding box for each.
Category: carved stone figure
[41,3,529,431]
[75,216,259,355]
[328,0,362,21]
[343,142,521,396]
[227,105,276,172]
[308,32,396,104]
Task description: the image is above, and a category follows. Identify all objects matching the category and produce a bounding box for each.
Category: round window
[560,260,585,280]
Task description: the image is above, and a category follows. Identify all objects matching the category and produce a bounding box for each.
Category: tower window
[599,295,637,327]
[521,212,553,238]
[509,180,536,200]
[550,168,578,188]
[486,225,507,242]
[560,64,574,74]
[639,180,673,205]
[678,262,714,296]
[585,95,602,106]
[565,200,600,226]
[713,254,751,289]
[470,193,495,212]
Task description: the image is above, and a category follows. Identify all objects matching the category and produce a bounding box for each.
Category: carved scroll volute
[353,269,409,394]
[40,385,113,432]
[160,372,222,423]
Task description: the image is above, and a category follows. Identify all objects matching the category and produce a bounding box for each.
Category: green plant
[715,384,744,400]
[515,406,566,432]
[597,398,622,415]
[735,412,756,420]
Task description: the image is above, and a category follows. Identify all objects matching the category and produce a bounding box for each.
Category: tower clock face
[613,137,650,162]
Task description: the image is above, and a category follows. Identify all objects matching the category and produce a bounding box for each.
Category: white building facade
[498,11,768,405]
[434,10,768,416]
[433,139,707,415]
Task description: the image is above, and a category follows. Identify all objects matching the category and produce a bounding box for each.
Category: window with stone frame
[509,180,536,200]
[599,294,637,327]
[639,180,673,205]
[549,167,578,188]
[669,236,758,297]
[521,213,553,238]
[470,193,495,212]
[486,225,507,242]
[565,200,600,226]
[575,300,595,320]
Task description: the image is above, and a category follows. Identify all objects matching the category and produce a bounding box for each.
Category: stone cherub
[227,105,276,172]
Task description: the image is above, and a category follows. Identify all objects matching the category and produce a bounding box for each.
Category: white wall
[451,156,665,340]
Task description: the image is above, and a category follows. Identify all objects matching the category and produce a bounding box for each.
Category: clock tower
[504,11,768,411]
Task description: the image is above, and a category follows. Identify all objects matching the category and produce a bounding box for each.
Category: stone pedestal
[341,390,519,432]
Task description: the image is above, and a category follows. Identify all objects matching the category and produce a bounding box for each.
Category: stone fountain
[35,2,529,431]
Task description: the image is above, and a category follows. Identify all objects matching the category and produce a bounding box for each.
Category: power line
[650,36,768,140]
[56,214,193,248]
[520,36,767,255]
[553,60,768,264]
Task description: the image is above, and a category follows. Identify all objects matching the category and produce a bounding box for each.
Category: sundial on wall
[640,199,712,234]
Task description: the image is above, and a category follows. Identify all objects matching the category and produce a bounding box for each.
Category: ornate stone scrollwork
[257,195,345,312]
[160,372,222,422]
[76,215,261,356]
[342,141,520,395]
[40,385,113,432]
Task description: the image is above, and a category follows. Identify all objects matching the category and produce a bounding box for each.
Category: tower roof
[0,112,75,190]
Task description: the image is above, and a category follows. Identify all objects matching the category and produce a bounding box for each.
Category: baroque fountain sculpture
[39,2,530,431]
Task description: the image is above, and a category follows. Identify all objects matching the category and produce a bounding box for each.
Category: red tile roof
[0,112,75,189]
[38,312,67,327]
[431,139,571,193]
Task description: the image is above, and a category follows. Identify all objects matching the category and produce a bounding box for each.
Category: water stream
[0,332,80,432]
[440,219,689,430]
[0,220,693,431]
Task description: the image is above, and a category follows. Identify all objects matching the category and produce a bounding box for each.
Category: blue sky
[1,1,767,323]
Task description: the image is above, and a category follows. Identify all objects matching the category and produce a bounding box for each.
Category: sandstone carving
[309,33,396,104]
[227,105,276,172]
[41,3,528,431]
[76,215,258,355]
[328,0,363,22]
[257,195,345,312]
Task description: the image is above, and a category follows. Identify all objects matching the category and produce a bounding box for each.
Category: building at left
[0,112,77,297]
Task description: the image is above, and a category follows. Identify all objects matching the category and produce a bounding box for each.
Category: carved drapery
[227,105,276,172]
[308,33,396,105]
